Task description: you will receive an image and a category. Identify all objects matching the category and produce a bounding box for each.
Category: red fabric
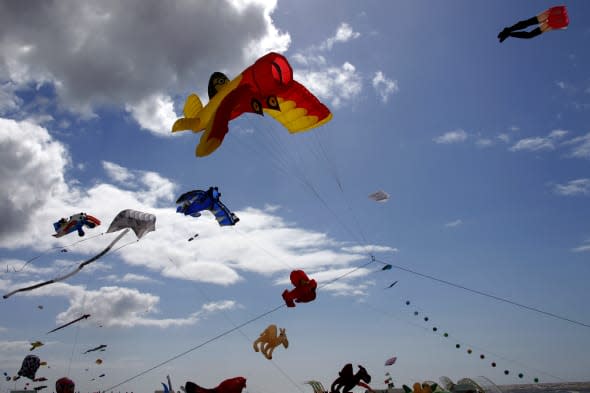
[282,270,317,307]
[186,377,246,393]
[546,5,569,29]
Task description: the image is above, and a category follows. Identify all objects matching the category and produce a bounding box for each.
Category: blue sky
[1,1,589,393]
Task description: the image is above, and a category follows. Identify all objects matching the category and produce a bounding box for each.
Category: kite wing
[107,210,156,240]
[212,199,239,226]
[264,80,332,133]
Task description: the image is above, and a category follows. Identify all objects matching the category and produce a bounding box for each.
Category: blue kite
[176,187,239,226]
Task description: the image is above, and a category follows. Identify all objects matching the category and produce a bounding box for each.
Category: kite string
[374,258,590,329]
[103,256,379,392]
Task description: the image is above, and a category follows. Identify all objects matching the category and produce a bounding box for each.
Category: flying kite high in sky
[29,341,44,351]
[384,356,397,366]
[107,209,156,239]
[172,52,332,157]
[47,314,91,334]
[368,190,390,202]
[83,344,107,354]
[498,5,569,42]
[185,377,247,393]
[282,269,317,307]
[52,213,101,238]
[252,324,289,359]
[17,355,40,381]
[176,187,239,226]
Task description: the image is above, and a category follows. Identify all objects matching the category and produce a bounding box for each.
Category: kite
[172,52,333,157]
[402,383,441,393]
[305,381,328,393]
[53,213,101,238]
[282,269,317,307]
[98,374,105,378]
[3,229,130,299]
[385,281,398,289]
[368,191,390,203]
[252,324,289,359]
[498,5,568,42]
[34,377,47,382]
[37,305,43,310]
[330,364,372,393]
[56,377,75,393]
[107,209,156,240]
[83,344,107,354]
[381,264,392,271]
[185,377,247,393]
[17,355,40,381]
[384,356,397,366]
[188,233,199,242]
[95,359,103,365]
[176,187,239,226]
[34,386,48,391]
[29,341,44,351]
[47,314,91,334]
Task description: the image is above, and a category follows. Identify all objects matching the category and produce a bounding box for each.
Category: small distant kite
[330,364,372,393]
[385,281,398,289]
[47,314,91,334]
[368,190,390,203]
[53,213,101,238]
[34,377,48,382]
[34,385,48,391]
[98,374,105,378]
[384,356,397,366]
[37,305,43,310]
[381,264,392,271]
[498,5,569,42]
[188,233,199,242]
[83,344,107,354]
[282,270,317,307]
[253,324,289,359]
[29,341,44,351]
[95,359,102,365]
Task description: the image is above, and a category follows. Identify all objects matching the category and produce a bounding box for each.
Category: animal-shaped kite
[47,314,91,334]
[384,356,397,366]
[498,5,569,42]
[282,269,317,307]
[172,52,332,157]
[402,382,442,393]
[55,377,75,393]
[107,209,156,240]
[17,355,40,381]
[53,213,101,237]
[252,324,289,359]
[185,377,247,393]
[330,364,372,393]
[176,187,239,226]
[29,341,44,351]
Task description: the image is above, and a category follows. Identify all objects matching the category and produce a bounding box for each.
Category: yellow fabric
[264,98,333,133]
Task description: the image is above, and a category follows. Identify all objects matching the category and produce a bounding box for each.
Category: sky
[1,1,589,393]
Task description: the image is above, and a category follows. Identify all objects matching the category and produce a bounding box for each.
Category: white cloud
[320,23,361,50]
[0,340,29,352]
[433,129,467,144]
[554,179,590,196]
[372,71,399,103]
[510,129,568,152]
[497,133,510,143]
[572,244,590,253]
[294,61,362,108]
[125,94,178,136]
[445,219,462,228]
[564,133,590,159]
[102,161,134,184]
[0,0,290,121]
[476,138,494,148]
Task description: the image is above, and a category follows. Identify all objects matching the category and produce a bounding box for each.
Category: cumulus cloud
[125,94,177,136]
[563,133,590,159]
[554,179,590,196]
[433,129,467,144]
[0,0,289,122]
[294,60,363,108]
[320,23,361,50]
[372,71,398,103]
[510,129,568,152]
